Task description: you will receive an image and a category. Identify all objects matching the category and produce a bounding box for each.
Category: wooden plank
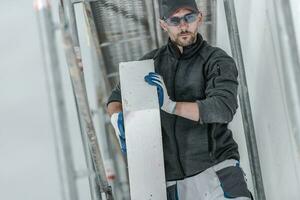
[119,60,167,200]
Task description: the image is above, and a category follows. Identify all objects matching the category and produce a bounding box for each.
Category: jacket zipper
[173,59,185,176]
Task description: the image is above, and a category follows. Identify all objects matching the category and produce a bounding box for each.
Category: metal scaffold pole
[81,2,131,199]
[58,2,114,200]
[34,1,79,200]
[223,0,266,200]
[152,0,164,47]
[59,0,105,199]
[273,0,300,156]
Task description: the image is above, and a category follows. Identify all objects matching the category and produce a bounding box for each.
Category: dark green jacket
[107,34,240,181]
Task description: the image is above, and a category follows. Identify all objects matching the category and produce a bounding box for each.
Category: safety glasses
[164,12,199,26]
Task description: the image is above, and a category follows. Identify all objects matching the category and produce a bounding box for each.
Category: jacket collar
[167,33,204,59]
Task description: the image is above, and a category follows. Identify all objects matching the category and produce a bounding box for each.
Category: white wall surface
[0,1,62,200]
[0,1,91,200]
[216,0,300,199]
[290,0,300,58]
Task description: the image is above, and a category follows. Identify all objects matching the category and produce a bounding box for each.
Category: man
[107,0,252,199]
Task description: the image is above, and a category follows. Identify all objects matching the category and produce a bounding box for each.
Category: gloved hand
[110,112,126,153]
[144,72,176,114]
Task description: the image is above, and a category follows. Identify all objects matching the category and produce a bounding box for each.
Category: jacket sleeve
[197,49,239,124]
[107,82,122,106]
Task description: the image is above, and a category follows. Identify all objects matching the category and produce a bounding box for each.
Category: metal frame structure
[35,1,79,200]
[223,0,266,200]
[58,1,114,199]
[81,2,131,199]
[58,1,103,200]
[272,0,300,155]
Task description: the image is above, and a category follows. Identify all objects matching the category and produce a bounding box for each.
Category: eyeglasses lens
[166,13,198,26]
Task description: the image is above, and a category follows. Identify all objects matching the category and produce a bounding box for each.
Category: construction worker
[107,0,252,199]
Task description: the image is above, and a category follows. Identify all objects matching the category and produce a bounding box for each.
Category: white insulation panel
[119,60,167,200]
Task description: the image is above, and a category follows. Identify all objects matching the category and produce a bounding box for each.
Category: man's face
[160,8,202,47]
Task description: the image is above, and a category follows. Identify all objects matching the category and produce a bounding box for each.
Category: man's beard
[173,31,197,47]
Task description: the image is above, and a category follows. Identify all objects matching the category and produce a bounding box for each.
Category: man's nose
[178,19,188,28]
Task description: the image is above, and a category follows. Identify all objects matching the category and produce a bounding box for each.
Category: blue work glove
[144,72,176,114]
[110,112,126,153]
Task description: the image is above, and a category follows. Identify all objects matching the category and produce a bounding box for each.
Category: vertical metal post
[223,0,266,200]
[59,4,114,199]
[273,0,300,153]
[34,1,79,200]
[73,1,119,198]
[82,3,131,199]
[61,0,80,47]
[59,1,103,200]
[80,126,102,200]
[145,0,159,49]
[152,0,164,47]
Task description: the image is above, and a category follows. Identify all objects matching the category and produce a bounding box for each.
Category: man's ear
[197,12,203,26]
[159,19,168,32]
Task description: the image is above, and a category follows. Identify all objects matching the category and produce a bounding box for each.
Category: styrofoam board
[119,60,167,200]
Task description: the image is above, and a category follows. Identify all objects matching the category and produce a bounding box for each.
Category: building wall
[216,0,300,199]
